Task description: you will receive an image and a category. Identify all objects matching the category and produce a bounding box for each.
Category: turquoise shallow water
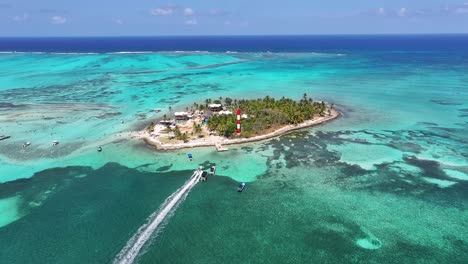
[0,47,467,263]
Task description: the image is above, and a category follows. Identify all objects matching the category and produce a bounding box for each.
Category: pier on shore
[215,142,228,152]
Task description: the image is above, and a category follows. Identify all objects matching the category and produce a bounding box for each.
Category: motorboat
[201,171,208,182]
[52,140,59,146]
[238,183,246,192]
[187,153,193,161]
[22,142,31,148]
[209,166,216,175]
[97,146,102,152]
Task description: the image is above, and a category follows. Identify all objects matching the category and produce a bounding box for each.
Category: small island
[136,94,340,150]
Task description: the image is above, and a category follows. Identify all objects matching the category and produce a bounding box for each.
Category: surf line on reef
[114,170,203,264]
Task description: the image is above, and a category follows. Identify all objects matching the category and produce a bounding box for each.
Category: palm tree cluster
[170,125,189,142]
[193,123,203,134]
[204,94,330,138]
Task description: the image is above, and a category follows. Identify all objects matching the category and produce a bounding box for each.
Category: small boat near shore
[22,142,31,148]
[209,166,216,175]
[0,135,11,141]
[238,183,246,192]
[52,140,59,146]
[201,171,208,182]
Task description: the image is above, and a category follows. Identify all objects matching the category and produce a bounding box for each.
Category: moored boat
[201,171,208,181]
[238,183,246,192]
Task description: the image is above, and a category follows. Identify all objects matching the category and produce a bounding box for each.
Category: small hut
[159,120,174,126]
[174,112,190,121]
[208,103,223,112]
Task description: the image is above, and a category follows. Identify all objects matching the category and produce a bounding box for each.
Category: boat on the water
[22,142,31,148]
[52,140,59,146]
[238,183,246,192]
[0,135,11,141]
[209,166,216,175]
[97,146,102,152]
[201,171,208,182]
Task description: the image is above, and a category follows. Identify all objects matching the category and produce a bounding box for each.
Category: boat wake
[114,170,202,264]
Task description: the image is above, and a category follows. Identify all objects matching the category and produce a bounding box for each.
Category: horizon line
[1,33,468,38]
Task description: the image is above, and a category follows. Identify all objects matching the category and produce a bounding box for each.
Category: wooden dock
[215,142,228,152]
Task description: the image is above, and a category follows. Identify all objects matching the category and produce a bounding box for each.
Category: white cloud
[51,16,66,24]
[115,19,123,25]
[183,7,194,16]
[12,13,29,22]
[185,19,197,25]
[209,9,226,16]
[455,3,468,14]
[397,7,407,17]
[150,8,173,16]
[377,7,385,15]
[455,7,468,13]
[224,20,231,25]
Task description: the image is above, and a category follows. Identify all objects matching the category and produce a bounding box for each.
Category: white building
[208,104,223,111]
[174,112,190,120]
[218,110,233,115]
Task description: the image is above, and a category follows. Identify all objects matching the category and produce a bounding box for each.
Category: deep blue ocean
[1,34,468,53]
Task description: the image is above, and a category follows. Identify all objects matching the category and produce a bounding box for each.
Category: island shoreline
[133,109,341,151]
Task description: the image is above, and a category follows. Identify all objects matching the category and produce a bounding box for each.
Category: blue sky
[1,0,468,36]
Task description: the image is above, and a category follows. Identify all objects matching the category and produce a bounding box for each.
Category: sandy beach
[133,109,340,150]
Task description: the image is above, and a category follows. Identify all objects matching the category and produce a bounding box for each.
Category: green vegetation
[192,123,203,134]
[199,95,330,138]
[169,125,189,142]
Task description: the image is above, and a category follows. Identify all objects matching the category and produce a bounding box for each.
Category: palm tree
[194,124,202,134]
[174,125,181,137]
[264,95,271,107]
[180,132,189,143]
[224,97,233,106]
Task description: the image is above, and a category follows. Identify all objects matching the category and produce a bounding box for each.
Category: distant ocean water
[0,35,467,264]
[1,34,468,53]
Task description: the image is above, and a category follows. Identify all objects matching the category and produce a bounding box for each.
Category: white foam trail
[114,171,202,264]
